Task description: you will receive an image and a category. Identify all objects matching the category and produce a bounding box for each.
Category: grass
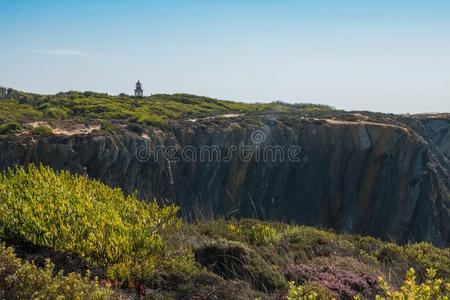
[0,166,448,299]
[0,89,335,130]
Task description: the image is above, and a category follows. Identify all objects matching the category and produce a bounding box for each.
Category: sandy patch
[189,113,242,122]
[324,119,410,133]
[25,122,100,136]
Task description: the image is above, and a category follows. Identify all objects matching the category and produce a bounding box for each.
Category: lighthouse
[134,80,143,97]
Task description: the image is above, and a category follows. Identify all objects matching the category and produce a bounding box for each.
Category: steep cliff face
[418,118,450,163]
[0,114,449,246]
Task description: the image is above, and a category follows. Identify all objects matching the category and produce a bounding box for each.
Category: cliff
[0,113,449,246]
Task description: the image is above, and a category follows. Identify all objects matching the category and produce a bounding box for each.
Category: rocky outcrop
[0,114,449,246]
[417,117,450,162]
[0,87,7,99]
[0,87,22,100]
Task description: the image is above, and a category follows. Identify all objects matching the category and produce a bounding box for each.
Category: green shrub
[376,268,450,300]
[44,107,69,119]
[377,244,408,266]
[194,239,286,292]
[287,281,319,300]
[0,122,23,134]
[0,90,335,131]
[227,222,279,245]
[404,243,450,279]
[135,114,166,127]
[375,244,410,286]
[286,281,336,300]
[99,120,117,133]
[0,100,43,122]
[31,125,53,135]
[0,165,180,282]
[191,219,242,241]
[0,244,112,300]
[287,268,450,300]
[347,235,385,257]
[280,226,355,262]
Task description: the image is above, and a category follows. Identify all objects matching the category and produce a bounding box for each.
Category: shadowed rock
[0,113,448,246]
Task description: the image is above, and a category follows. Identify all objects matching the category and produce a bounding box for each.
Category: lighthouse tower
[134,80,143,97]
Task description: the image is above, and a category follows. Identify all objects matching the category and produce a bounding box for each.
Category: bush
[0,100,43,122]
[100,120,117,133]
[194,239,286,292]
[43,107,69,119]
[404,243,450,279]
[376,268,450,300]
[31,125,53,135]
[376,244,411,286]
[287,281,324,300]
[287,268,450,299]
[287,281,317,300]
[0,122,23,134]
[136,114,166,127]
[280,226,355,262]
[0,244,112,300]
[287,281,336,300]
[0,165,180,283]
[0,90,335,131]
[227,222,279,245]
[347,236,385,258]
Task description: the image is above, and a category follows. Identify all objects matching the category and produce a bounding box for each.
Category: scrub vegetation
[0,88,334,130]
[0,166,448,299]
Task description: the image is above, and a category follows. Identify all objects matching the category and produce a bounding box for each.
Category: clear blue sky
[1,0,449,113]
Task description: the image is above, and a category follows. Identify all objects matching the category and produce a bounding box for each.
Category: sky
[0,0,449,113]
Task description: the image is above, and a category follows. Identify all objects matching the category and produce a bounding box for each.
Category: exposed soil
[24,121,101,135]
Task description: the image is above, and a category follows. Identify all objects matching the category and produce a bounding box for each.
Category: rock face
[0,87,7,99]
[0,87,17,99]
[0,114,449,246]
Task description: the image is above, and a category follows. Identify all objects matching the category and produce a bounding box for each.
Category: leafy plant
[43,107,69,119]
[0,244,112,300]
[31,125,53,135]
[287,281,319,300]
[194,239,286,292]
[227,222,279,245]
[280,225,355,263]
[404,243,450,279]
[0,165,180,282]
[376,268,450,300]
[0,122,23,134]
[99,120,117,133]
